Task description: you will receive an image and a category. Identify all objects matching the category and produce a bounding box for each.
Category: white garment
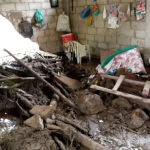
[103,6,107,19]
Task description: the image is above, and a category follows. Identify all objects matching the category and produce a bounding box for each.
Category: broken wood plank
[56,121,108,150]
[90,85,150,112]
[112,75,125,91]
[100,74,145,86]
[4,49,76,108]
[142,81,150,97]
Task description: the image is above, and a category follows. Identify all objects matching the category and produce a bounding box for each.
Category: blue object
[92,0,96,1]
[80,8,91,19]
[35,9,44,25]
[105,70,116,75]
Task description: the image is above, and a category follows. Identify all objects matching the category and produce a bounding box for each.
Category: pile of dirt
[1,127,57,150]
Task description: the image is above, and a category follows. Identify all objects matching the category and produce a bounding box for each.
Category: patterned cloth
[104,47,146,74]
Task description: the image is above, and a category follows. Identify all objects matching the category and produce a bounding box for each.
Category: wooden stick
[4,49,75,108]
[46,124,61,130]
[0,76,48,82]
[55,114,88,133]
[112,75,125,91]
[56,121,108,150]
[100,74,145,86]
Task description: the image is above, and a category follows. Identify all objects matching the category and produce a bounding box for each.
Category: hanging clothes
[126,4,130,17]
[136,0,146,20]
[118,5,128,22]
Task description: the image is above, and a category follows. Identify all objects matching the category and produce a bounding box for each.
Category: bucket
[62,33,75,43]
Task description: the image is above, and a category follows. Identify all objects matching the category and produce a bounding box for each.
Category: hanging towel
[127,4,130,16]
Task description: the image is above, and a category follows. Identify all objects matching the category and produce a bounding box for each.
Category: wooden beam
[112,75,125,91]
[142,81,150,97]
[90,85,150,105]
[100,74,145,86]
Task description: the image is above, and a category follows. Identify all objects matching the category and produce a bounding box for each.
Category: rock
[24,114,44,130]
[126,109,149,129]
[112,97,132,110]
[73,90,105,115]
[30,105,54,120]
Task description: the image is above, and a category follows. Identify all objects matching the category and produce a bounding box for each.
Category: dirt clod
[73,90,105,115]
[112,97,132,110]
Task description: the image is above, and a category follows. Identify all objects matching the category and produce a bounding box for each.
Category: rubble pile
[1,51,150,150]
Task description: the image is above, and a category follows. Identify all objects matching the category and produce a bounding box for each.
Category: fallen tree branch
[56,121,108,150]
[4,49,76,108]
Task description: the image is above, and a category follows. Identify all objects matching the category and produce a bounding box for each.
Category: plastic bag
[56,12,71,32]
[94,8,100,16]
[34,9,43,24]
[86,14,92,26]
[80,7,90,19]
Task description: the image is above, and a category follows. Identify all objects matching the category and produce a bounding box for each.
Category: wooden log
[4,49,76,108]
[142,81,150,97]
[56,121,108,150]
[16,93,33,109]
[90,85,150,111]
[112,75,125,91]
[55,114,88,133]
[100,74,145,86]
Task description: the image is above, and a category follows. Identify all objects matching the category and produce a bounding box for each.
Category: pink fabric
[104,48,146,74]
